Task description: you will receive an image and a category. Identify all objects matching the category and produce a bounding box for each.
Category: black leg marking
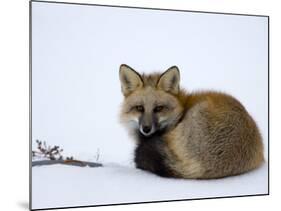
[134,131,176,178]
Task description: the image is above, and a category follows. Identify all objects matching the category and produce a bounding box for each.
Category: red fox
[119,64,264,179]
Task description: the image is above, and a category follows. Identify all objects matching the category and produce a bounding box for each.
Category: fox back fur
[119,64,264,179]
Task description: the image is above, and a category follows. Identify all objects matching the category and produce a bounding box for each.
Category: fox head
[119,64,184,137]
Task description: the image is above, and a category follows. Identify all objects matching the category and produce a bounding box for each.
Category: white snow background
[31,1,268,209]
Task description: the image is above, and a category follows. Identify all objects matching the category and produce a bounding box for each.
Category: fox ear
[119,64,143,96]
[157,66,180,94]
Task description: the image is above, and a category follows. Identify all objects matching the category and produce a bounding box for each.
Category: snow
[31,2,268,210]
[32,162,268,209]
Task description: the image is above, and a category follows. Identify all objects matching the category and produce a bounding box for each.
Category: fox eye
[135,105,144,112]
[154,106,164,112]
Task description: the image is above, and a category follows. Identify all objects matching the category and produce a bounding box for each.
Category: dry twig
[32,140,102,168]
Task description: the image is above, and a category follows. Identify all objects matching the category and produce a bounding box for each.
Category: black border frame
[29,1,270,210]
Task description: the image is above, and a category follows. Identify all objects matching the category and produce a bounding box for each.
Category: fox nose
[142,126,151,134]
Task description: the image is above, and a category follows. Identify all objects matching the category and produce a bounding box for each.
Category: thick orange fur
[119,64,264,179]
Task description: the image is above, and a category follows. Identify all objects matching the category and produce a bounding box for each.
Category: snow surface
[32,162,268,210]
